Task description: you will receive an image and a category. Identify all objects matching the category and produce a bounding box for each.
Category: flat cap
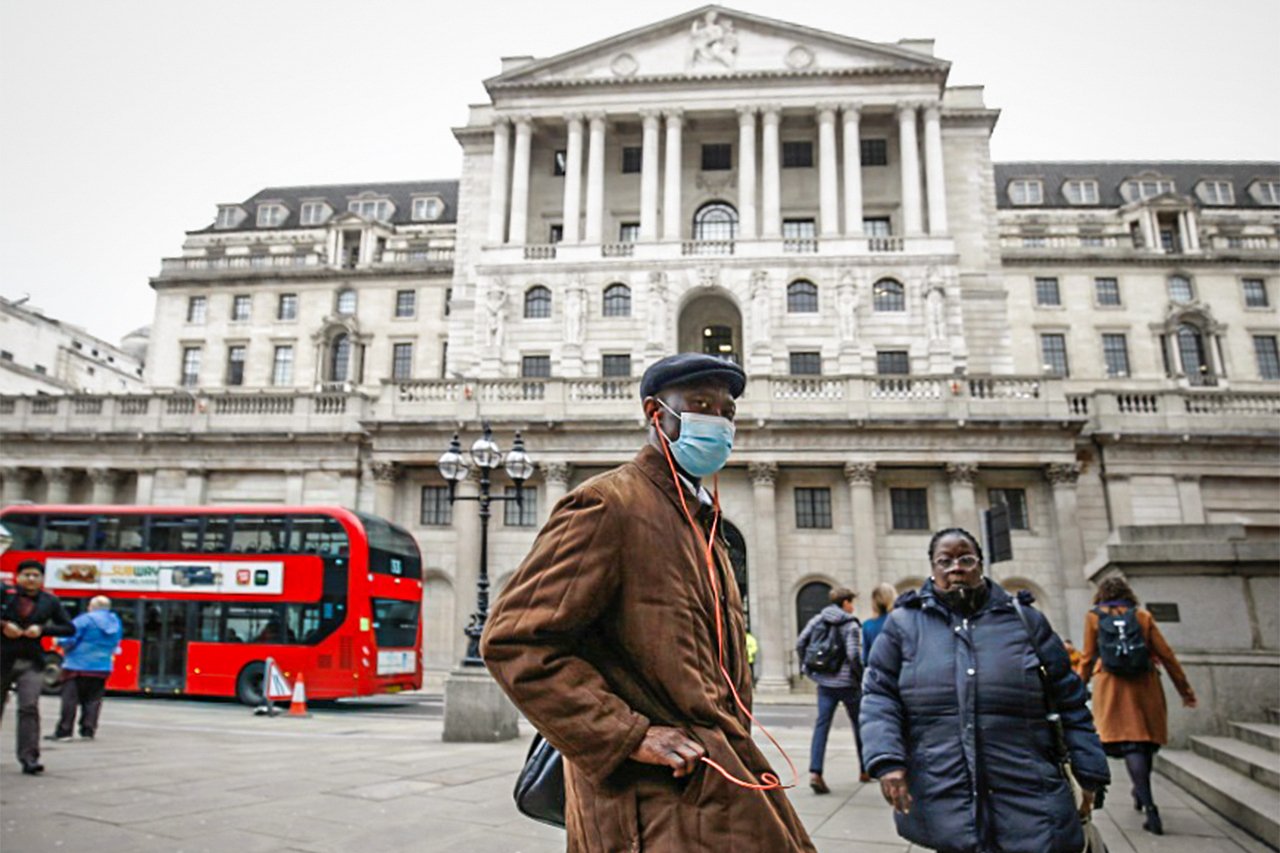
[640,353,746,399]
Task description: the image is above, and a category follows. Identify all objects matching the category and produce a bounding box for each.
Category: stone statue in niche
[564,279,585,345]
[689,10,738,68]
[924,266,947,342]
[837,269,859,344]
[647,271,669,345]
[484,287,507,349]
[750,270,770,347]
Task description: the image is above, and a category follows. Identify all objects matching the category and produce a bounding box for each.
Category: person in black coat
[1,559,74,775]
[859,528,1110,853]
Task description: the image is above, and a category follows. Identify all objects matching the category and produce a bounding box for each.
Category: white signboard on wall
[44,559,285,595]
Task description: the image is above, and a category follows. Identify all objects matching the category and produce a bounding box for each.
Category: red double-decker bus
[0,505,423,704]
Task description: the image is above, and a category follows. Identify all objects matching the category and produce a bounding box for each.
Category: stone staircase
[1156,708,1280,848]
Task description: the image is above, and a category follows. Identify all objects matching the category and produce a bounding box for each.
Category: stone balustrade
[481,234,951,266]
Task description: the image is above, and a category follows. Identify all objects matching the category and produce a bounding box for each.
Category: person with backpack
[1081,576,1197,836]
[795,586,863,793]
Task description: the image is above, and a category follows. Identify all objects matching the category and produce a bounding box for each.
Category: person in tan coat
[1081,576,1197,836]
[482,353,815,853]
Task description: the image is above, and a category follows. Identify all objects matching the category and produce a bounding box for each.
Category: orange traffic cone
[288,672,310,717]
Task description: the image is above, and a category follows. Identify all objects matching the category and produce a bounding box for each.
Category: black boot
[1132,790,1143,812]
[1142,805,1163,835]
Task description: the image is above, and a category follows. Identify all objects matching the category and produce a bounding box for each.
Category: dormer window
[1062,179,1099,205]
[1120,178,1176,202]
[256,203,287,228]
[1249,179,1280,206]
[412,196,445,221]
[1007,179,1043,205]
[1196,180,1235,206]
[300,201,332,226]
[215,205,247,229]
[348,198,394,222]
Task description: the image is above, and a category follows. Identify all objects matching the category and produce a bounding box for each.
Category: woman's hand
[1078,788,1095,819]
[878,769,913,814]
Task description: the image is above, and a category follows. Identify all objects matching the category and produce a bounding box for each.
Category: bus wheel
[235,662,266,706]
[41,655,64,696]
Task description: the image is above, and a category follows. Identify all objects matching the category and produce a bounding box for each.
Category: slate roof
[196,180,460,232]
[993,162,1280,209]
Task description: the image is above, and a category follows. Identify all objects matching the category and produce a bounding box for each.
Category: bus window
[148,516,202,553]
[226,604,284,644]
[371,598,419,647]
[203,517,231,553]
[231,517,287,554]
[0,513,41,550]
[288,517,349,557]
[97,515,145,551]
[285,604,323,644]
[60,597,86,619]
[357,513,423,580]
[195,602,223,642]
[43,516,92,551]
[114,601,140,640]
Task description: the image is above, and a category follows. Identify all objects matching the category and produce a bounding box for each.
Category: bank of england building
[1,8,1276,725]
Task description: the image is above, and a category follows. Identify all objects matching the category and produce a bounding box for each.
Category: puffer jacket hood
[60,609,122,674]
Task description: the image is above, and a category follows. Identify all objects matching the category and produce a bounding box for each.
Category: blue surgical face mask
[657,398,736,477]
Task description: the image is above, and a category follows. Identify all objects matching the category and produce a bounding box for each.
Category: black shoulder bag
[513,733,565,828]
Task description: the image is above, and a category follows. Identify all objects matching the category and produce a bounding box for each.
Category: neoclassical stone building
[1,8,1276,704]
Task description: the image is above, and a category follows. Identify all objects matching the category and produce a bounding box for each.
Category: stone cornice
[486,64,947,93]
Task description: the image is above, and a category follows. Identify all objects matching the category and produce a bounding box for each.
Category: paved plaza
[0,693,1271,853]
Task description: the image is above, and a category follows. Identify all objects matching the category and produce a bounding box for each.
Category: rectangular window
[1255,335,1280,380]
[271,345,294,386]
[782,219,816,239]
[863,217,891,237]
[391,343,414,380]
[1199,181,1234,205]
[602,354,632,377]
[444,288,452,316]
[395,289,416,318]
[621,146,642,174]
[1243,279,1269,308]
[1034,277,1061,307]
[701,143,732,171]
[618,222,640,243]
[789,351,821,375]
[782,141,813,168]
[181,347,202,387]
[1102,333,1130,378]
[1009,179,1044,205]
[794,488,833,529]
[553,149,567,176]
[521,355,551,378]
[225,604,283,645]
[299,202,329,226]
[877,350,910,375]
[1040,334,1069,377]
[194,603,223,642]
[216,207,243,229]
[1094,277,1121,306]
[420,485,453,526]
[148,515,202,553]
[256,204,286,227]
[989,488,1029,530]
[42,516,92,550]
[187,296,207,323]
[348,199,392,221]
[229,516,287,553]
[411,197,442,221]
[1063,180,1099,204]
[549,224,564,244]
[890,488,929,530]
[225,345,246,386]
[231,294,251,321]
[860,139,888,166]
[277,293,298,320]
[504,486,538,527]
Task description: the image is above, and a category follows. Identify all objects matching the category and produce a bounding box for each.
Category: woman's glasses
[933,554,981,570]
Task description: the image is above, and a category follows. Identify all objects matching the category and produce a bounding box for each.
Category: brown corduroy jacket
[482,445,815,853]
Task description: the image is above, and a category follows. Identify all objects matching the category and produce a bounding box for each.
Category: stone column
[1106,474,1133,528]
[507,116,533,246]
[43,468,73,505]
[922,103,948,236]
[584,113,606,243]
[1047,463,1088,634]
[285,471,305,505]
[662,110,683,241]
[748,462,788,692]
[844,463,880,620]
[817,105,840,237]
[369,461,401,520]
[0,467,30,507]
[88,468,119,505]
[946,463,979,533]
[760,106,782,239]
[562,113,584,244]
[486,117,511,244]
[134,469,156,504]
[897,103,923,237]
[542,462,573,518]
[452,473,481,662]
[1137,212,1157,251]
[841,104,864,236]
[183,467,208,506]
[1176,474,1205,524]
[640,110,662,241]
[1184,208,1201,252]
[736,107,757,239]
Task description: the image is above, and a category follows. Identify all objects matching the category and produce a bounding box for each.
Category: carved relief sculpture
[565,278,585,346]
[924,266,947,342]
[690,10,738,68]
[836,270,859,344]
[647,271,669,345]
[750,269,771,349]
[485,287,508,349]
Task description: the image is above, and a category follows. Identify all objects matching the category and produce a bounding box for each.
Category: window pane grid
[392,343,413,380]
[420,486,453,526]
[1168,275,1194,302]
[621,147,642,174]
[860,139,888,166]
[873,279,905,311]
[1035,277,1060,306]
[1094,278,1121,306]
[782,141,813,168]
[226,346,246,386]
[1040,334,1069,376]
[1102,334,1130,377]
[1255,335,1280,380]
[890,488,929,530]
[789,352,821,375]
[503,486,538,526]
[603,284,631,316]
[787,280,818,313]
[877,351,910,375]
[524,286,551,319]
[521,356,551,378]
[701,144,732,171]
[1243,279,1269,308]
[272,346,294,386]
[395,290,416,318]
[601,354,632,377]
[794,488,832,529]
[278,294,298,320]
[989,488,1029,530]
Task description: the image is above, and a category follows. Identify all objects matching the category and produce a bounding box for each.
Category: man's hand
[1078,787,1096,819]
[2,622,23,639]
[1183,694,1198,709]
[878,769,913,814]
[23,624,42,639]
[629,725,706,778]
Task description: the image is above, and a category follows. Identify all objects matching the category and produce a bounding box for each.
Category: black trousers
[1,659,45,765]
[56,675,108,738]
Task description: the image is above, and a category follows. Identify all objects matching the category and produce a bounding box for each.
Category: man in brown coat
[482,353,815,852]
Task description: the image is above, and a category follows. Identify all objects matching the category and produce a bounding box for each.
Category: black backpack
[803,617,848,674]
[1094,606,1151,676]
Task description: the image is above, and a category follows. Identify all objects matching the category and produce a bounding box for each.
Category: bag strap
[1012,597,1056,715]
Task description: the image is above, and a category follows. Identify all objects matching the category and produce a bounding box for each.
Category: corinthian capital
[748,462,778,486]
[541,462,574,486]
[1046,463,1081,486]
[369,461,402,483]
[946,463,979,485]
[844,462,876,485]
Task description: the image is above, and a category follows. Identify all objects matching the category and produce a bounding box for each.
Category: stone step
[1191,735,1280,789]
[1156,749,1280,848]
[1229,721,1280,754]
[1266,707,1280,725]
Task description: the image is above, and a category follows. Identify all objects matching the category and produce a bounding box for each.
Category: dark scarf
[936,578,990,616]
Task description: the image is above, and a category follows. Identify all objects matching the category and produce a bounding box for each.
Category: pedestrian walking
[860,528,1110,853]
[48,595,121,742]
[744,629,759,684]
[860,582,897,665]
[796,586,865,792]
[483,353,814,852]
[1,559,74,775]
[1081,576,1197,836]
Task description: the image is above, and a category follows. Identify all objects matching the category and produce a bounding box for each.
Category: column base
[752,676,793,696]
[442,667,520,742]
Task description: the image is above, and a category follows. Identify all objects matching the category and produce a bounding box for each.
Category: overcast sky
[2,0,1277,344]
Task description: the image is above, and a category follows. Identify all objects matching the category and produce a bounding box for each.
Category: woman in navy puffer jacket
[860,528,1109,853]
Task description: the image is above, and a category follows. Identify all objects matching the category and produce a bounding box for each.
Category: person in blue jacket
[860,528,1110,853]
[49,595,122,741]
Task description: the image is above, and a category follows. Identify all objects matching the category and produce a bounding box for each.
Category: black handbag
[513,733,566,829]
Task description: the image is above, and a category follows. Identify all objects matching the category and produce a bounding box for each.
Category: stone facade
[0,295,146,394]
[1,8,1277,697]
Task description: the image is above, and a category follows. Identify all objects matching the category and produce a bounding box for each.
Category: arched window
[787,279,819,313]
[873,278,906,312]
[1177,323,1212,385]
[693,202,738,241]
[329,334,351,382]
[524,286,551,319]
[795,581,832,636]
[335,289,357,315]
[1168,274,1194,303]
[603,283,631,317]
